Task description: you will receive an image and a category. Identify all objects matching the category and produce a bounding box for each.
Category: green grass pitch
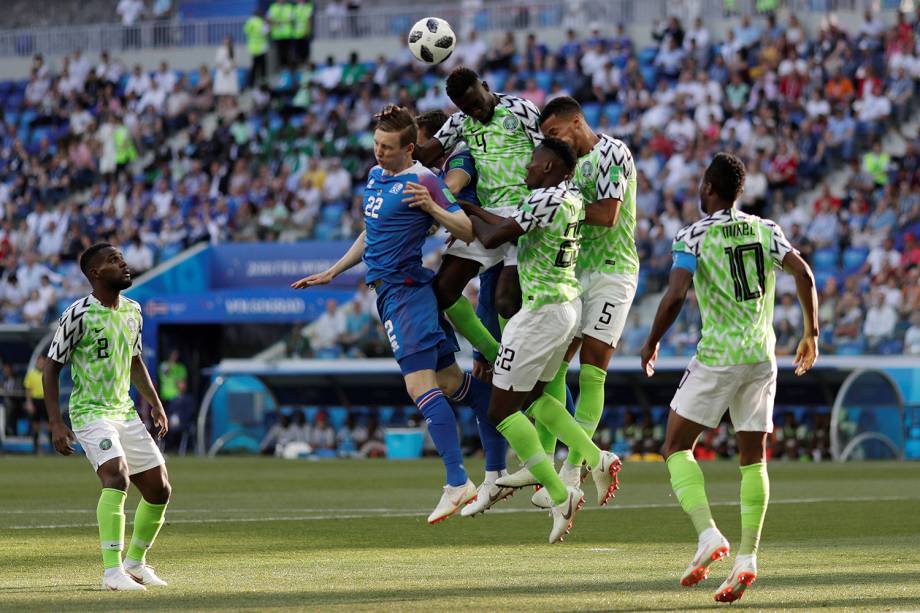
[2,456,919,611]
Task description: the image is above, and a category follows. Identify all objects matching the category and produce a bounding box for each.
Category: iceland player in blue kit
[415,110,512,517]
[292,106,505,523]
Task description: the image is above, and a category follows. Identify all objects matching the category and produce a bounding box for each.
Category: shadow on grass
[4,570,918,611]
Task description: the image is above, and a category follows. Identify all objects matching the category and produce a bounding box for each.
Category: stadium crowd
[0,8,918,363]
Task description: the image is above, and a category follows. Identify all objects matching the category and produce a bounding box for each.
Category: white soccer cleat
[102,569,147,591]
[589,451,623,505]
[713,554,757,603]
[680,528,730,587]
[460,480,515,517]
[427,479,477,524]
[125,563,168,587]
[548,486,585,544]
[495,465,542,489]
[532,463,583,509]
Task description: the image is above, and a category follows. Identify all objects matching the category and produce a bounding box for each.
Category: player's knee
[661,438,688,460]
[103,471,129,491]
[153,480,172,505]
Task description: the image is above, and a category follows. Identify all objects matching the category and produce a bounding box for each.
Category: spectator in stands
[124,235,154,275]
[304,299,345,357]
[356,415,386,458]
[268,0,295,69]
[214,36,240,111]
[116,0,144,49]
[905,312,920,355]
[864,290,897,350]
[245,9,270,88]
[261,413,295,456]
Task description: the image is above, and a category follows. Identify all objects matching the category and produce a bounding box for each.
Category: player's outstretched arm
[292,231,366,288]
[640,267,693,377]
[783,250,820,375]
[584,198,622,228]
[42,358,75,455]
[471,215,524,249]
[131,355,168,439]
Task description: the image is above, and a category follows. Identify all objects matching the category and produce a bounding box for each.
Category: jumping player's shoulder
[673,211,727,255]
[598,134,634,168]
[58,295,93,324]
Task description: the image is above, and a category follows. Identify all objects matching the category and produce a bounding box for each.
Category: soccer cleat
[125,563,169,587]
[495,466,542,489]
[460,480,515,517]
[680,528,730,587]
[102,569,147,591]
[549,486,585,544]
[531,463,583,509]
[714,555,757,603]
[589,451,622,505]
[427,480,477,524]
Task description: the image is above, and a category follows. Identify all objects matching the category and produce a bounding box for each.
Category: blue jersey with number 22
[362,161,459,286]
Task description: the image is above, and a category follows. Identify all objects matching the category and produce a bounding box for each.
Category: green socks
[667,450,717,536]
[532,360,569,456]
[496,412,567,505]
[528,392,601,469]
[126,499,168,565]
[445,297,499,363]
[566,364,607,467]
[739,462,769,556]
[97,488,127,569]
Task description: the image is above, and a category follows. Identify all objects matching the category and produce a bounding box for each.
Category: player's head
[525,137,577,189]
[446,66,495,124]
[373,105,417,173]
[539,96,592,154]
[415,109,448,144]
[79,242,132,292]
[700,152,746,214]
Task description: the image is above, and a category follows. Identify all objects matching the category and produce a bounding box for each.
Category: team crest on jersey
[580,159,593,177]
[389,183,404,194]
[100,439,112,451]
[502,115,519,131]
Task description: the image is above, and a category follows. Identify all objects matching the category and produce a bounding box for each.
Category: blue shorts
[473,263,502,361]
[375,282,459,376]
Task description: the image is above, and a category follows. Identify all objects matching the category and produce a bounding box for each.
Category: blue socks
[565,383,576,416]
[416,388,468,487]
[450,372,507,472]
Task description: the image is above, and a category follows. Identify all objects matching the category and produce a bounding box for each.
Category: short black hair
[539,96,582,124]
[415,109,448,139]
[539,137,577,175]
[79,242,113,278]
[704,152,746,202]
[446,66,480,101]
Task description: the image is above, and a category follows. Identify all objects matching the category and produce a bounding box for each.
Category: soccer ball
[407,17,456,65]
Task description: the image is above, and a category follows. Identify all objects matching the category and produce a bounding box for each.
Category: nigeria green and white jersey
[672,208,796,366]
[434,93,542,210]
[573,134,639,275]
[512,182,585,309]
[48,295,142,428]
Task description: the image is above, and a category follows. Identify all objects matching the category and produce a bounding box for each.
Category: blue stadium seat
[878,339,904,355]
[304,406,318,423]
[813,270,835,291]
[638,47,658,66]
[842,247,869,274]
[640,65,657,88]
[581,102,601,128]
[812,248,838,272]
[489,70,509,92]
[602,102,622,126]
[836,339,867,355]
[539,6,564,27]
[535,70,553,92]
[378,406,395,425]
[328,407,349,430]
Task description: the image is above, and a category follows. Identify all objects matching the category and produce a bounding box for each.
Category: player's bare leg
[436,255,499,362]
[124,464,171,587]
[714,431,769,603]
[663,412,730,588]
[494,265,521,322]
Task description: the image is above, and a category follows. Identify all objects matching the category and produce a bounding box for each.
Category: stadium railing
[0,0,893,59]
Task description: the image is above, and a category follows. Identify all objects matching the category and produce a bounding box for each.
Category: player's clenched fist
[291,269,335,289]
[793,336,818,376]
[50,421,75,456]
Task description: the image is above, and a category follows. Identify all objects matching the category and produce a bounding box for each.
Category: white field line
[2,495,915,531]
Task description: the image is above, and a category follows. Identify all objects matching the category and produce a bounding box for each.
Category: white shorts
[445,206,518,269]
[670,357,777,432]
[493,299,581,392]
[74,417,166,474]
[577,271,638,347]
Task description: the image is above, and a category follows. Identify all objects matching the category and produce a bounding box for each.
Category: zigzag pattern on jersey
[494,93,543,143]
[48,296,91,362]
[517,184,571,230]
[595,135,634,200]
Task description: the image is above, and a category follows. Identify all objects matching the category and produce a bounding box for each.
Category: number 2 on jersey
[554,221,581,268]
[723,243,766,302]
[364,195,383,219]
